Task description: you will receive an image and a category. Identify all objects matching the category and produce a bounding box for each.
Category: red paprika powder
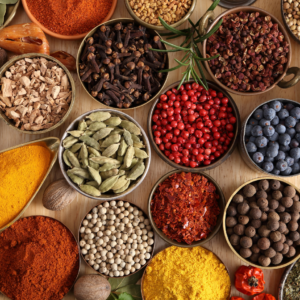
[151,172,220,244]
[26,0,113,36]
[0,216,79,300]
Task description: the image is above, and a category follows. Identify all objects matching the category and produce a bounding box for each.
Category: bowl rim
[147,79,241,172]
[58,108,151,201]
[147,169,226,248]
[240,98,300,178]
[202,6,292,96]
[278,259,297,300]
[223,176,300,269]
[124,0,197,31]
[0,53,75,134]
[78,199,156,279]
[21,0,117,40]
[0,215,81,299]
[76,18,170,110]
[140,244,231,300]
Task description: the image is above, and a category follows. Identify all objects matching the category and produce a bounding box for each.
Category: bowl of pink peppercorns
[147,80,241,171]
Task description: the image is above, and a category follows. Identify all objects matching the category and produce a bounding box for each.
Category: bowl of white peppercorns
[78,200,155,278]
[282,0,300,43]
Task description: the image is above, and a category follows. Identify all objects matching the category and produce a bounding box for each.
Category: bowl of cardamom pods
[58,109,151,200]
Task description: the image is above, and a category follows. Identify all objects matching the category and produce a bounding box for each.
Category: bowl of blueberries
[240,99,300,177]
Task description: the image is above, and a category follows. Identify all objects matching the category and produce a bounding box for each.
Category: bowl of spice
[224,177,300,269]
[0,137,59,232]
[78,200,155,278]
[0,53,75,134]
[141,246,231,300]
[77,19,169,109]
[59,109,151,200]
[148,170,225,247]
[202,6,300,95]
[0,215,80,300]
[240,99,300,177]
[148,79,240,171]
[125,0,196,31]
[22,0,117,39]
[282,0,300,43]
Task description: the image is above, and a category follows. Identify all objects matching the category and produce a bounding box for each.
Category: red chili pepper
[231,297,245,300]
[235,266,265,296]
[252,293,276,300]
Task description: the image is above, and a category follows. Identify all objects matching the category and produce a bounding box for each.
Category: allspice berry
[249,202,259,209]
[269,199,279,210]
[291,212,300,221]
[258,255,271,267]
[240,248,252,258]
[251,219,262,229]
[256,190,267,199]
[270,180,281,190]
[258,225,271,238]
[226,217,237,227]
[277,204,286,213]
[283,186,296,198]
[243,184,256,197]
[272,191,282,200]
[238,215,250,225]
[251,244,260,254]
[250,253,260,263]
[289,231,300,242]
[264,247,276,258]
[227,228,234,236]
[286,238,293,246]
[257,237,271,250]
[261,212,268,222]
[278,221,287,233]
[237,202,250,215]
[240,236,253,249]
[281,243,289,255]
[234,224,245,236]
[288,221,298,232]
[268,211,280,221]
[252,234,260,244]
[292,201,300,213]
[267,220,279,231]
[233,194,244,204]
[281,197,293,208]
[227,206,237,217]
[249,208,262,220]
[257,198,268,209]
[270,231,282,242]
[280,234,286,244]
[280,212,292,224]
[271,253,283,265]
[230,234,240,246]
[245,226,256,238]
[293,195,300,202]
[258,180,269,191]
[286,246,296,258]
[273,242,284,252]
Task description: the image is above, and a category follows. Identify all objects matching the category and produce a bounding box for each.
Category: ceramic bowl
[148,169,225,248]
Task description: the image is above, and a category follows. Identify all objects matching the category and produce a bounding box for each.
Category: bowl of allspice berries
[224,178,300,269]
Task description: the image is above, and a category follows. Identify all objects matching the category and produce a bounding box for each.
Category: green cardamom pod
[101,134,121,148]
[104,116,122,126]
[68,173,84,185]
[133,142,145,148]
[88,166,102,185]
[79,143,89,169]
[86,111,111,122]
[98,163,120,172]
[134,148,149,159]
[88,121,106,131]
[118,170,126,176]
[70,143,83,153]
[80,185,101,197]
[83,130,94,136]
[118,139,128,156]
[127,161,145,180]
[66,150,81,168]
[123,129,133,146]
[67,168,91,179]
[100,169,119,180]
[114,180,130,194]
[102,143,120,157]
[123,145,135,168]
[117,155,124,163]
[67,130,85,138]
[112,175,128,191]
[90,156,120,165]
[89,154,100,170]
[77,119,87,131]
[99,175,119,193]
[85,120,93,126]
[62,150,72,168]
[93,127,114,141]
[87,146,101,157]
[86,181,100,188]
[79,135,100,150]
[111,128,124,135]
[120,120,141,135]
[120,157,139,170]
[131,134,141,143]
[63,136,78,149]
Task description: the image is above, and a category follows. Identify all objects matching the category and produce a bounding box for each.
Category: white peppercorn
[82,220,88,226]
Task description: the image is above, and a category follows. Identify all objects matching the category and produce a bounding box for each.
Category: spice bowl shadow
[21,0,117,39]
[0,53,76,135]
[223,177,300,270]
[0,137,60,233]
[58,108,151,201]
[278,259,297,299]
[147,79,241,172]
[78,200,156,279]
[76,18,170,110]
[148,169,226,248]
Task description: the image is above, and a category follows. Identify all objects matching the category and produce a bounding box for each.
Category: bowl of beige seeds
[282,0,300,42]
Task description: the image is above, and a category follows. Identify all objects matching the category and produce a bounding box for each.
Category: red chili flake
[151,172,220,244]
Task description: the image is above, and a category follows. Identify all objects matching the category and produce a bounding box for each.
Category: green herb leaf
[108,293,118,300]
[149,47,180,53]
[195,58,208,90]
[118,293,135,300]
[115,284,142,300]
[158,64,183,73]
[175,58,189,66]
[177,72,187,90]
[192,53,219,61]
[158,16,188,36]
[166,34,182,40]
[207,0,221,11]
[161,40,190,51]
[196,18,223,42]
[109,269,144,291]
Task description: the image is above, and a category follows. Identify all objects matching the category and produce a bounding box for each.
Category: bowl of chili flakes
[148,170,225,247]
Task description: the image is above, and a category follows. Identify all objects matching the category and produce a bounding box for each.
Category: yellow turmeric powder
[143,246,231,300]
[0,144,51,229]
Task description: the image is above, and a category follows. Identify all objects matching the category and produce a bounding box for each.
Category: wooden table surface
[0,0,297,299]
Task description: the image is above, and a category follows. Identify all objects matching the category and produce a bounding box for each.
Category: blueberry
[272,169,281,175]
[276,160,288,171]
[285,116,297,128]
[269,132,279,141]
[286,156,295,166]
[262,104,269,110]
[253,109,263,120]
[280,145,290,152]
[259,119,271,127]
[292,162,300,174]
[291,139,299,148]
[287,128,296,138]
[268,141,279,149]
[263,108,276,120]
[275,150,286,160]
[266,145,279,158]
[265,157,274,162]
[263,126,275,137]
[286,103,295,111]
[271,116,280,126]
[269,100,282,112]
[275,124,286,134]
[279,133,291,146]
[253,152,264,164]
[249,136,256,143]
[296,123,300,132]
[295,133,300,143]
[246,142,257,153]
[251,125,263,137]
[260,148,267,156]
[290,107,300,119]
[248,118,258,126]
[245,125,253,136]
[278,109,289,119]
[262,161,274,173]
[281,167,292,175]
[255,136,268,148]
[290,147,300,160]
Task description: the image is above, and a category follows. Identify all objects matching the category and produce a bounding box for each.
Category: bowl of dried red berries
[148,170,225,247]
[148,80,240,171]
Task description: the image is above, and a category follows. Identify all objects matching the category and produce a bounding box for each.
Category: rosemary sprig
[150,0,222,90]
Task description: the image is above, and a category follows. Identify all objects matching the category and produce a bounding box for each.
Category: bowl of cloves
[77,18,169,110]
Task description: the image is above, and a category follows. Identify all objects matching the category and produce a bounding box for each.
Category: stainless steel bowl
[59,109,151,201]
[148,169,225,248]
[278,259,298,299]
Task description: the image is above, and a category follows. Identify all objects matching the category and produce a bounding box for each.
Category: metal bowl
[214,0,256,8]
[59,108,151,201]
[0,53,75,134]
[147,79,241,172]
[124,0,197,31]
[78,200,155,279]
[148,169,225,248]
[141,245,231,300]
[224,177,300,270]
[76,18,169,110]
[0,215,80,300]
[202,6,300,95]
[239,98,300,178]
[0,137,60,233]
[0,0,20,30]
[278,259,298,299]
